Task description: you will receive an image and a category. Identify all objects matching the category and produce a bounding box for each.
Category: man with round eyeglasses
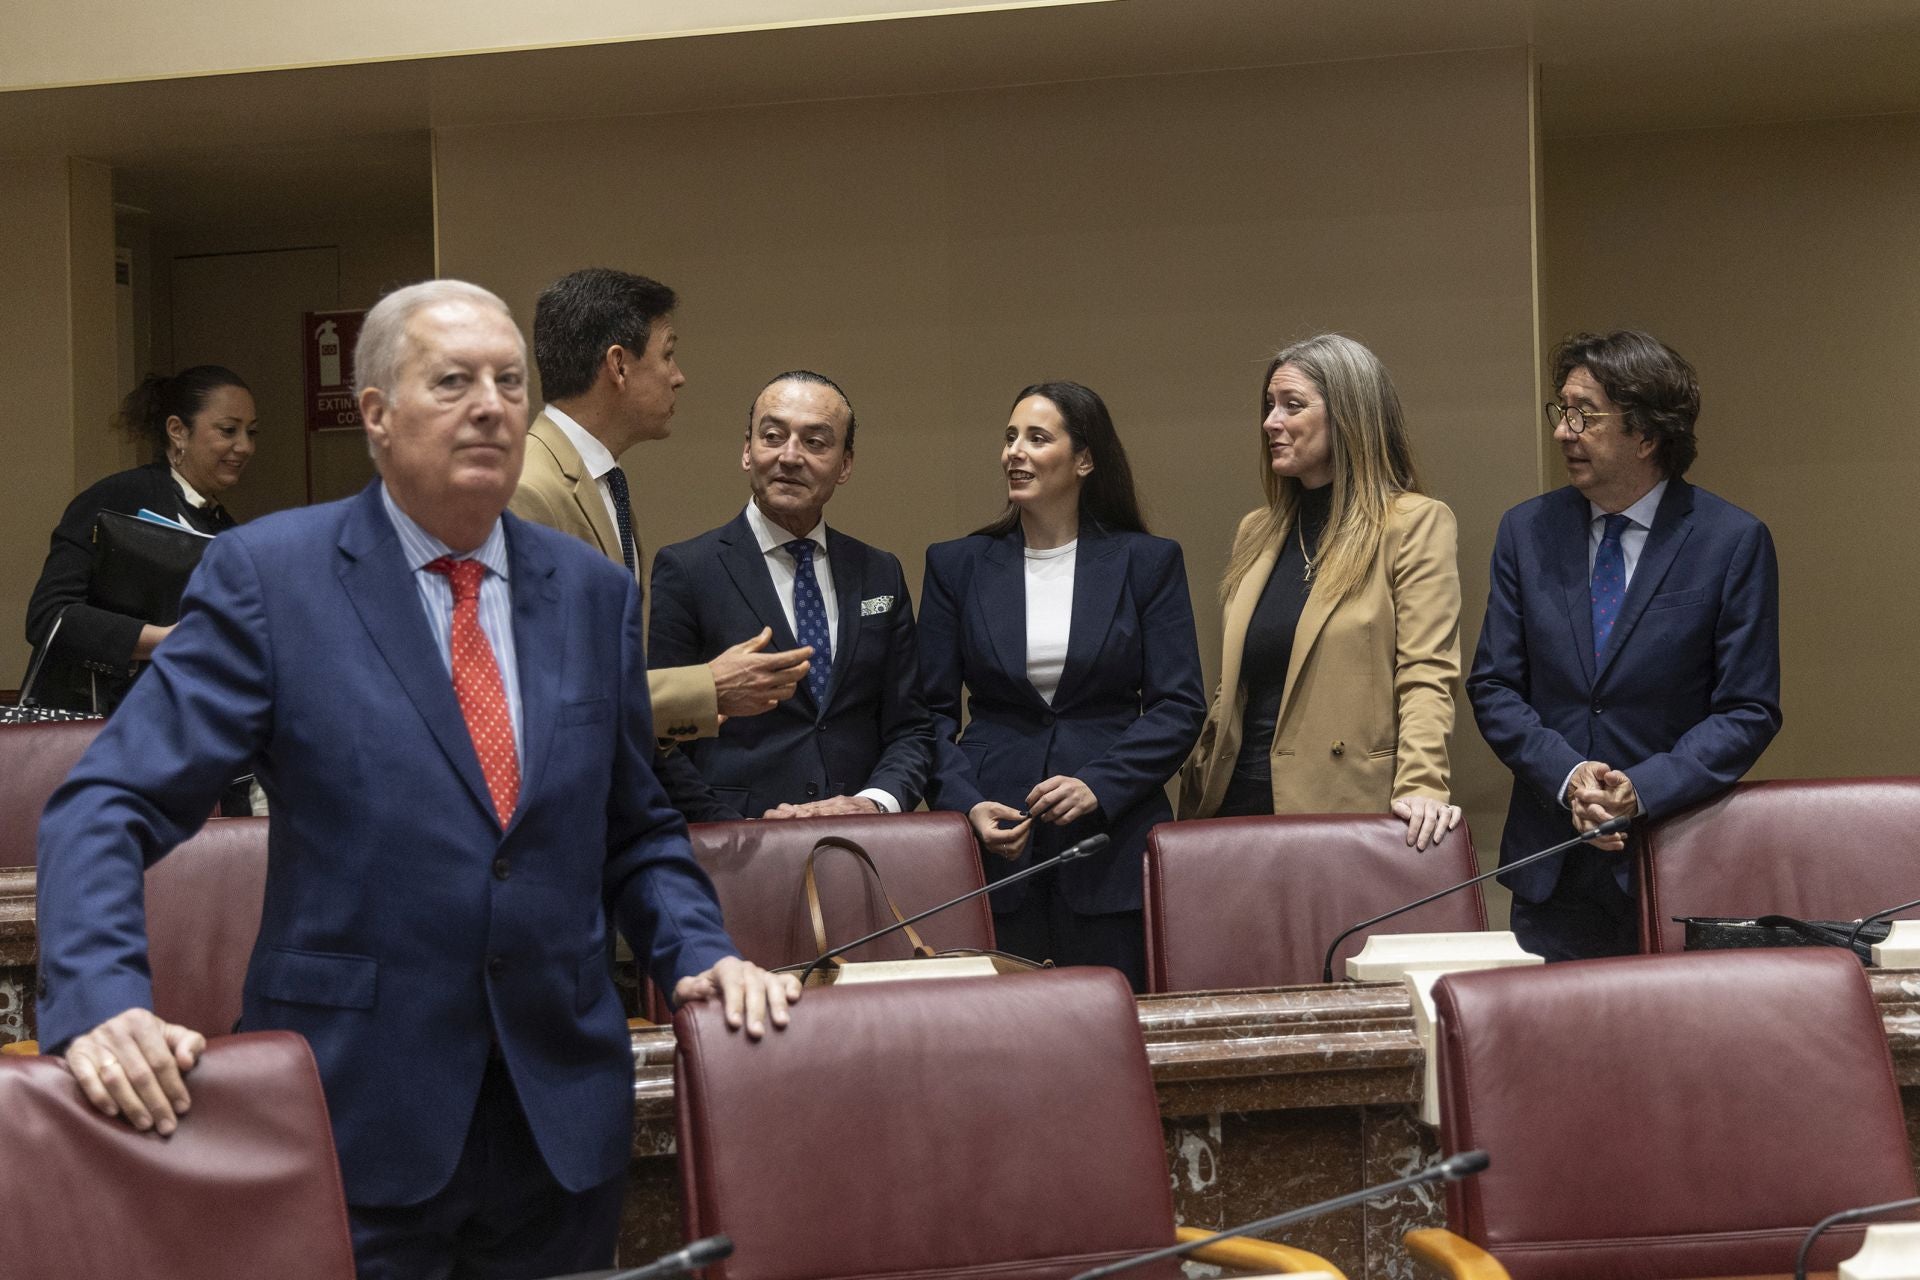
[1467,330,1781,960]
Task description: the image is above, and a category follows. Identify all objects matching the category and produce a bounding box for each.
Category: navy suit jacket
[35,483,736,1206]
[919,525,1206,915]
[1466,479,1782,903]
[648,511,933,821]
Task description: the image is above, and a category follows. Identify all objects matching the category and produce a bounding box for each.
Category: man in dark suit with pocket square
[649,371,934,822]
[1467,330,1782,961]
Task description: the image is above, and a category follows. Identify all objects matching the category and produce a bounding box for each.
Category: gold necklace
[1298,519,1317,583]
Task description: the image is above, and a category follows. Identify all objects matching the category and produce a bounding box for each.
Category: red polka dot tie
[426,557,520,826]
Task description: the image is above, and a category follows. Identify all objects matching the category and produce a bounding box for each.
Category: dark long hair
[115,365,251,461]
[971,381,1148,538]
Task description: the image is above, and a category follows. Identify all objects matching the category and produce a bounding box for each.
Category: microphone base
[1872,921,1920,969]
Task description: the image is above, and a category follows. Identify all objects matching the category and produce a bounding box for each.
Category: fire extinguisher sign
[304,309,367,432]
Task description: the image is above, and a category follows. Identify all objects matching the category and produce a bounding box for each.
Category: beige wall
[0,158,122,687]
[435,46,1544,844]
[1,0,1106,91]
[1544,113,1920,781]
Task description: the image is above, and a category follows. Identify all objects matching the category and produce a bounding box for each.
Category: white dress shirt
[741,500,896,813]
[542,404,635,581]
[1023,540,1077,705]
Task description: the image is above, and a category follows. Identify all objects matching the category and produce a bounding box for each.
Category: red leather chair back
[652,812,992,1019]
[1639,777,1920,953]
[0,1031,354,1278]
[1143,814,1486,992]
[146,817,269,1036]
[1431,949,1916,1280]
[674,968,1180,1280]
[0,719,102,867]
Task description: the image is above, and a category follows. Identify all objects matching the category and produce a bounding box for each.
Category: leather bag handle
[803,836,937,960]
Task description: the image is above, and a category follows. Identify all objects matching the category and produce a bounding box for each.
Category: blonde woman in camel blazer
[1179,334,1463,850]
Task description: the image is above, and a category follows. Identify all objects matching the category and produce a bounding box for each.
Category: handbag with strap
[781,835,1043,987]
[1679,914,1891,964]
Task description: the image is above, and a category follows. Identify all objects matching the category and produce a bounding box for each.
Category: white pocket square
[860,595,895,617]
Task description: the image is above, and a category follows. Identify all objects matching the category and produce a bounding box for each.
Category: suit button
[805,782,820,798]
[1042,713,1056,727]
[493,858,510,881]
[1592,705,1604,716]
[1331,741,1345,757]
[487,956,505,978]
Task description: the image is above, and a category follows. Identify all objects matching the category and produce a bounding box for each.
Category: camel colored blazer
[1179,491,1460,819]
[510,412,718,740]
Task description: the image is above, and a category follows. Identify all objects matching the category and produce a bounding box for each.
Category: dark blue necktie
[785,539,833,704]
[1590,513,1631,659]
[603,466,637,576]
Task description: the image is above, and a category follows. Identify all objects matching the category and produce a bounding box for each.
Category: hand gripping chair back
[651,811,992,1019]
[1427,949,1917,1280]
[674,968,1187,1280]
[1144,814,1485,992]
[0,1031,355,1278]
[1638,776,1920,953]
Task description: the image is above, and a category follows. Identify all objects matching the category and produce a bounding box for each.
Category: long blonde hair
[1220,334,1425,604]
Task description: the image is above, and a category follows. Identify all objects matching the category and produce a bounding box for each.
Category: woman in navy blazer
[919,382,1205,991]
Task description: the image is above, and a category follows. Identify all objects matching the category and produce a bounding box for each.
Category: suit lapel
[1055,526,1123,707]
[335,485,496,825]
[717,514,810,714]
[1546,489,1599,688]
[979,533,1030,698]
[821,530,864,715]
[1595,480,1695,681]
[531,414,621,560]
[1277,538,1337,716]
[505,514,563,831]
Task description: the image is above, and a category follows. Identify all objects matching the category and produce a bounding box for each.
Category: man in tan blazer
[512,268,810,741]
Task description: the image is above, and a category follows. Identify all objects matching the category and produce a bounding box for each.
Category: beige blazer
[1179,491,1459,819]
[510,412,719,741]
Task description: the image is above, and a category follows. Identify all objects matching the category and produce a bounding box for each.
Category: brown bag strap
[803,836,937,960]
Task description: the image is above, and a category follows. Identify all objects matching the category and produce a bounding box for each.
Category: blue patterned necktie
[785,539,834,704]
[602,466,637,576]
[1590,513,1632,659]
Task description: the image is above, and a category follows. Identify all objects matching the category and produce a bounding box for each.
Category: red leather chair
[10,817,268,1053]
[1409,949,1917,1280]
[146,816,270,1035]
[646,811,994,1019]
[1638,777,1920,953]
[0,1030,355,1277]
[673,967,1341,1280]
[0,718,102,866]
[1143,814,1486,992]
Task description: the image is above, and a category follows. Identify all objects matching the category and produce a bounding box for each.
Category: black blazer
[918,524,1206,915]
[24,461,236,712]
[648,511,934,821]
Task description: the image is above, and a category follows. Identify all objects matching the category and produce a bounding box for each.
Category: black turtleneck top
[1220,483,1334,814]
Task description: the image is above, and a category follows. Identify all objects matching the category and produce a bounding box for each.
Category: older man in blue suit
[35,280,798,1278]
[649,371,933,822]
[1467,330,1781,961]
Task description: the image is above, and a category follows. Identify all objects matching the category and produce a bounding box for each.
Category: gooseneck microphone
[1845,896,1920,953]
[1320,816,1633,983]
[581,1234,733,1280]
[796,832,1110,985]
[1793,1196,1920,1280]
[1069,1151,1491,1280]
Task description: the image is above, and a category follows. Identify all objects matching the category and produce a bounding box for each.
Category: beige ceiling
[8,0,1920,230]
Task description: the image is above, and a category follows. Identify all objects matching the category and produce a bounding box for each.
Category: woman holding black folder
[22,365,257,713]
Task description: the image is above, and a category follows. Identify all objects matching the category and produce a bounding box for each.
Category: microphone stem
[797,843,1094,985]
[1794,1196,1920,1280]
[1319,820,1627,984]
[1845,896,1920,953]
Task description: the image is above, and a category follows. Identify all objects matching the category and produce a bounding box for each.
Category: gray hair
[353,279,520,399]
